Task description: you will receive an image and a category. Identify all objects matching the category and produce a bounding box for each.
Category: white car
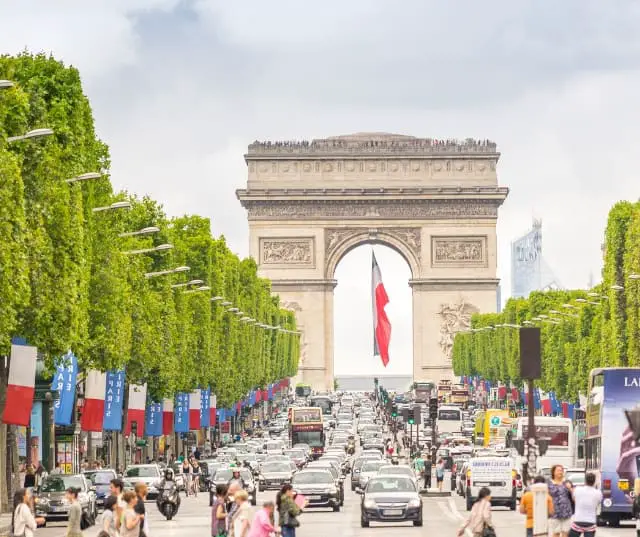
[124,464,162,500]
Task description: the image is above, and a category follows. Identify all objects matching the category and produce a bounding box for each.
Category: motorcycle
[345,441,356,456]
[156,481,181,520]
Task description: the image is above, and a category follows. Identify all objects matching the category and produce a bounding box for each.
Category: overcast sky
[3,1,640,376]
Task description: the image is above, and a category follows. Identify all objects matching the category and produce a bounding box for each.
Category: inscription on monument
[431,236,487,267]
[260,238,315,266]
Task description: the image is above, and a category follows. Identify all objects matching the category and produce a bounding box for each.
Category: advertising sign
[511,225,542,298]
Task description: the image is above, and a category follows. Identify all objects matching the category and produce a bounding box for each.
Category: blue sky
[2,0,640,375]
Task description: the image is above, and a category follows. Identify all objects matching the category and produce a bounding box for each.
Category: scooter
[157,481,181,520]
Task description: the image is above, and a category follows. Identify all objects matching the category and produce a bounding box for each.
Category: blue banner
[268,387,273,400]
[103,370,126,431]
[200,388,210,428]
[145,402,162,437]
[51,352,78,426]
[174,393,189,433]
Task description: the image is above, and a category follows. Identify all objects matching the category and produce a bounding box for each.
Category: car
[377,465,418,486]
[308,461,344,505]
[283,449,307,469]
[35,474,97,524]
[292,469,341,511]
[258,461,294,491]
[358,475,423,527]
[357,460,387,490]
[211,467,257,506]
[362,439,385,453]
[83,469,117,509]
[170,463,187,491]
[123,464,162,500]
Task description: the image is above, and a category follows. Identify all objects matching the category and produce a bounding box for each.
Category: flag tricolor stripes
[371,251,391,367]
[2,344,38,426]
[81,371,107,432]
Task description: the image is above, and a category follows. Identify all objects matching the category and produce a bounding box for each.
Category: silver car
[357,460,386,490]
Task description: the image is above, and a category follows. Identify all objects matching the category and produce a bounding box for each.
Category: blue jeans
[281,527,296,537]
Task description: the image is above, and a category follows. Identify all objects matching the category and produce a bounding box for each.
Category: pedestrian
[134,483,148,537]
[12,488,45,537]
[24,465,36,489]
[458,487,493,537]
[229,490,251,537]
[109,478,126,532]
[520,475,554,537]
[413,452,425,484]
[568,472,602,537]
[276,484,302,537]
[226,483,241,533]
[120,491,143,537]
[98,495,118,537]
[423,455,433,489]
[436,459,445,491]
[192,458,201,496]
[212,484,228,537]
[182,457,192,496]
[548,465,574,537]
[65,487,83,537]
[247,501,278,537]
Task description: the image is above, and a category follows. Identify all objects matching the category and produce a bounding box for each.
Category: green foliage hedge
[452,200,640,401]
[0,53,299,407]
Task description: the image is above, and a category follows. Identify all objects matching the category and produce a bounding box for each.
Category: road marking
[444,498,472,537]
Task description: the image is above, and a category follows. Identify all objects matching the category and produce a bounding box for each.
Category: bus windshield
[310,397,332,415]
[522,425,569,447]
[438,409,461,420]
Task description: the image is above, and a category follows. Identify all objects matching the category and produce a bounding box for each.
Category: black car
[258,461,294,491]
[358,475,423,527]
[83,469,117,509]
[211,468,257,506]
[291,469,340,512]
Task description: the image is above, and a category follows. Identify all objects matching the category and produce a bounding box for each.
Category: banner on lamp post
[145,402,163,437]
[200,388,210,428]
[51,352,78,426]
[103,370,125,431]
[174,393,189,433]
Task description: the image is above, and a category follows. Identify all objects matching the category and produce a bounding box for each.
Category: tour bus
[451,384,470,407]
[438,379,453,402]
[289,407,324,459]
[295,383,312,398]
[585,367,640,526]
[309,395,333,417]
[413,381,436,403]
[513,416,574,470]
[474,409,510,447]
[437,405,463,434]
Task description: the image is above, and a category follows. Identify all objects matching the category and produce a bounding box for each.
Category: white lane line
[437,500,460,522]
[445,498,473,537]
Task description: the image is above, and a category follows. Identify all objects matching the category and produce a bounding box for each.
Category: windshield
[438,409,461,420]
[367,477,416,493]
[291,430,323,447]
[293,471,333,485]
[379,466,413,477]
[261,463,291,473]
[215,469,251,481]
[84,471,115,485]
[125,466,159,478]
[522,425,569,447]
[41,476,84,493]
[284,450,304,458]
[266,443,281,450]
[362,461,385,472]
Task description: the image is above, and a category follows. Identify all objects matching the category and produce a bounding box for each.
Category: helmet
[164,468,174,480]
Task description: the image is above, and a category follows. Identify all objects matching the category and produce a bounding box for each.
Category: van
[465,457,516,511]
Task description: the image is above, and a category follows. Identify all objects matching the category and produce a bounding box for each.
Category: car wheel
[251,494,257,507]
[413,518,423,527]
[360,516,369,527]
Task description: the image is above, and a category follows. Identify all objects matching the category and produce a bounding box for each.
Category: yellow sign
[619,480,629,491]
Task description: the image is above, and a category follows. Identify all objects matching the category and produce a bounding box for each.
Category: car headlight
[328,486,338,495]
[363,499,376,509]
[35,497,48,505]
[408,499,421,508]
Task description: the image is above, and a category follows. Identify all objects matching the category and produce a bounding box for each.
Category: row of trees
[0,52,300,407]
[452,200,640,401]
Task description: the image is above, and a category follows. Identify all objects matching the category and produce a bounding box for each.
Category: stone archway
[237,133,508,391]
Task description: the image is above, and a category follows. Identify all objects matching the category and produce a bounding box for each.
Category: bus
[295,383,312,398]
[451,384,470,407]
[438,379,453,401]
[513,416,574,470]
[436,405,463,434]
[585,367,640,526]
[413,381,436,403]
[289,407,324,459]
[473,409,510,447]
[309,395,333,417]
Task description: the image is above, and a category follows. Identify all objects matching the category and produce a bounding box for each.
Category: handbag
[282,509,300,528]
[482,524,496,537]
[80,509,95,530]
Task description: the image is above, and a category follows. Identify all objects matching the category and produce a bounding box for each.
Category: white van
[464,457,516,511]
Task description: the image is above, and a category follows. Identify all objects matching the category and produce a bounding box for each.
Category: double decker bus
[451,384,470,407]
[289,407,325,459]
[413,381,436,403]
[585,367,640,526]
[438,379,453,402]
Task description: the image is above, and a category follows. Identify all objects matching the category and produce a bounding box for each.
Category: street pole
[520,327,541,486]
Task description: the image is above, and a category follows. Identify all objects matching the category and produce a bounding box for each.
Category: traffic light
[401,408,409,422]
[391,404,398,418]
[413,405,421,424]
[429,397,438,420]
[407,408,415,425]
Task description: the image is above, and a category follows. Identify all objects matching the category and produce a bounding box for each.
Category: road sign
[490,415,502,427]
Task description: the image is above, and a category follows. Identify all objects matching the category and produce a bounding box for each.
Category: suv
[35,474,97,524]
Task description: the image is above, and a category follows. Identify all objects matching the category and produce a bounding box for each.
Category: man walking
[568,472,602,537]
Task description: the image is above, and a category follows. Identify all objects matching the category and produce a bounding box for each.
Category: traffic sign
[490,415,502,427]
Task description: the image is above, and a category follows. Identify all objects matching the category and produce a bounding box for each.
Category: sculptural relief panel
[431,235,487,267]
[260,237,315,267]
[437,300,479,361]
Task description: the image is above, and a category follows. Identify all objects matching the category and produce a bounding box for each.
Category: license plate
[619,481,629,491]
[474,482,490,487]
[308,495,321,500]
[51,506,65,512]
[383,509,403,516]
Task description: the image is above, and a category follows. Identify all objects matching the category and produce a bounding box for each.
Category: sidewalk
[0,513,10,537]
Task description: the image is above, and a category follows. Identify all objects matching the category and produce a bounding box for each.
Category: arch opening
[333,244,413,391]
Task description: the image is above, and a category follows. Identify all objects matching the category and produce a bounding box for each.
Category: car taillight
[603,479,612,490]
[512,479,516,488]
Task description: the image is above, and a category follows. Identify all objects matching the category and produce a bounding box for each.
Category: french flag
[210,394,217,427]
[162,399,173,435]
[125,384,147,436]
[2,343,38,426]
[371,251,391,367]
[81,371,107,432]
[189,390,200,430]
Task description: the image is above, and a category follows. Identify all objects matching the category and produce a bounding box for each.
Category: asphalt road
[34,479,637,537]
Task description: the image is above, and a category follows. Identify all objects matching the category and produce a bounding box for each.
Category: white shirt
[13,503,37,537]
[572,486,602,524]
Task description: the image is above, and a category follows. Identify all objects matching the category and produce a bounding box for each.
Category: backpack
[80,509,95,530]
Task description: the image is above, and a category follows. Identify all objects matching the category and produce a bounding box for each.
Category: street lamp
[630,274,640,280]
[235,311,244,316]
[0,80,14,89]
[228,307,239,313]
[611,284,624,291]
[171,279,204,289]
[119,227,160,238]
[93,201,132,213]
[221,301,232,307]
[66,172,103,184]
[7,128,54,143]
[183,285,211,294]
[145,266,190,279]
[123,243,173,255]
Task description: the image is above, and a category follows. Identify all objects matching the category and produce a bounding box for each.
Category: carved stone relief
[437,300,479,361]
[431,236,487,267]
[260,238,315,266]
[325,229,357,255]
[281,301,302,312]
[390,228,421,253]
[324,227,421,260]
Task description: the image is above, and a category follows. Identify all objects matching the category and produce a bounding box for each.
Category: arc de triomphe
[237,133,508,391]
